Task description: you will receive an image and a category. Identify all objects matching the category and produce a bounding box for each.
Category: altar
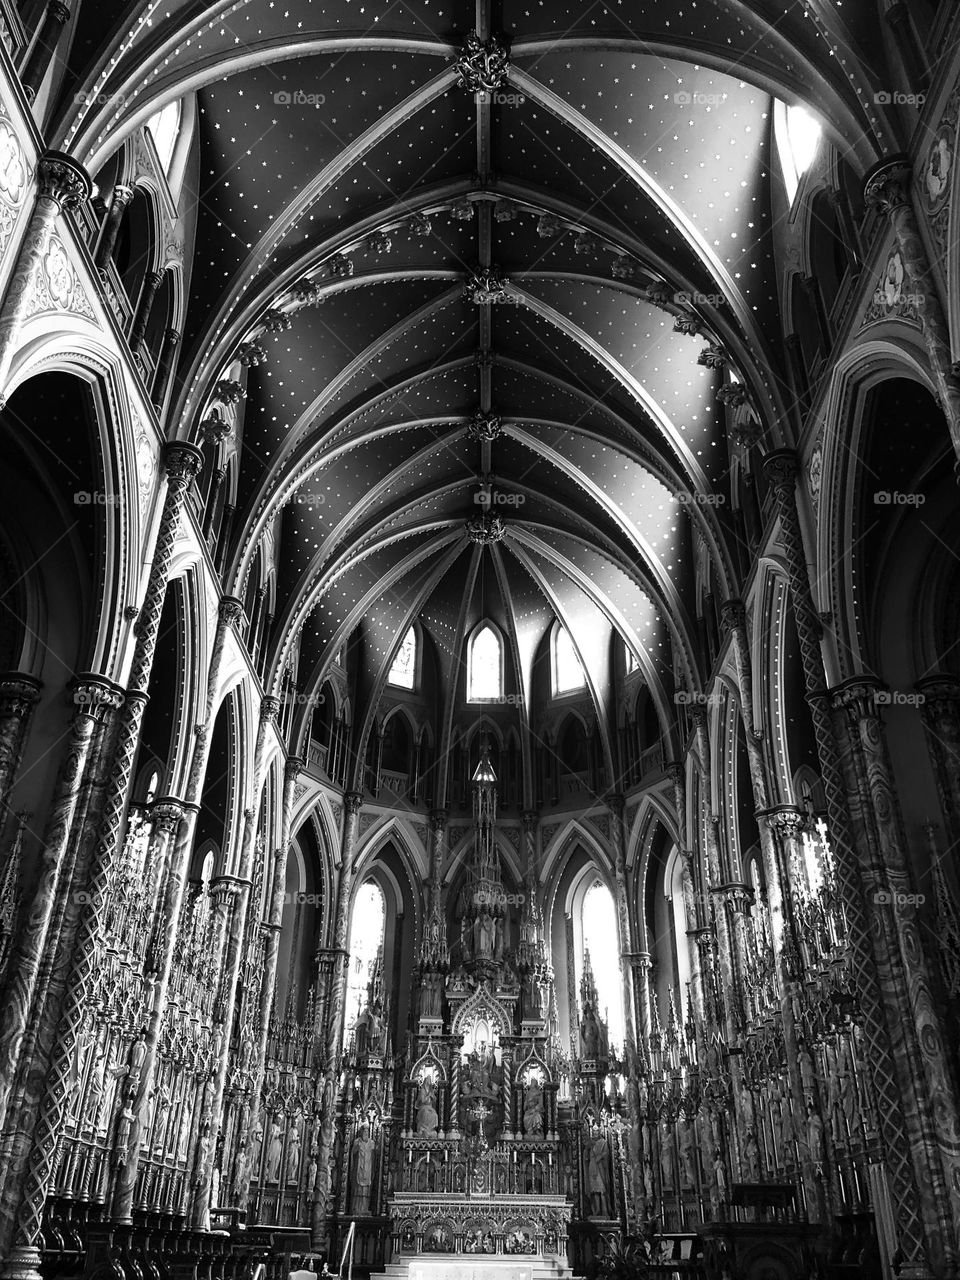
[387,1192,571,1261]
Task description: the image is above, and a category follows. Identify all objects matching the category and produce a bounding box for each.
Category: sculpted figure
[586,1133,612,1217]
[522,1077,544,1135]
[266,1117,283,1181]
[415,1076,439,1135]
[351,1125,375,1212]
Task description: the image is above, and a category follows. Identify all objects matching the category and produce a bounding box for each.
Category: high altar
[313,748,629,1271]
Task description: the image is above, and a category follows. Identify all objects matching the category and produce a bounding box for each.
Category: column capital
[260,695,281,723]
[606,792,626,817]
[863,156,913,216]
[285,754,305,782]
[759,804,806,841]
[344,790,364,815]
[110,182,135,208]
[762,448,800,492]
[914,674,960,704]
[828,675,884,719]
[0,674,42,717]
[719,597,746,634]
[150,799,186,834]
[37,151,91,209]
[163,326,181,345]
[429,808,448,832]
[521,809,539,833]
[70,674,124,717]
[162,440,204,483]
[219,595,245,626]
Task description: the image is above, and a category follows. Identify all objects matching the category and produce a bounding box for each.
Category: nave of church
[1,1,960,1278]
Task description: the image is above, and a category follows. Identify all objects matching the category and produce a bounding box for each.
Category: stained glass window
[469,624,502,700]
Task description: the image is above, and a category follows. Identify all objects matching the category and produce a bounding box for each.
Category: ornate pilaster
[0,443,202,1277]
[313,790,363,1247]
[763,449,936,1278]
[864,160,960,470]
[0,152,91,405]
[831,676,960,1250]
[189,696,279,1229]
[232,753,304,1212]
[915,677,960,833]
[0,676,40,810]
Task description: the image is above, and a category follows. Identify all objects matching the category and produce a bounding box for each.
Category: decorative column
[93,183,133,271]
[864,161,960,470]
[667,763,705,1031]
[0,152,91,406]
[0,675,121,1135]
[128,270,163,355]
[189,695,279,1230]
[831,676,960,1247]
[19,1,69,102]
[763,449,937,1279]
[915,677,960,832]
[0,676,41,809]
[313,790,363,1248]
[0,442,202,1280]
[608,795,643,1229]
[106,798,185,1221]
[152,327,180,411]
[233,753,304,1210]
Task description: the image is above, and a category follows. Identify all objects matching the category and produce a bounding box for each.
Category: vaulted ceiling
[60,0,893,780]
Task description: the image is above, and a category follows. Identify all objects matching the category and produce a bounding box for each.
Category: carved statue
[479,912,496,957]
[580,1007,600,1058]
[743,1129,760,1181]
[659,1120,675,1186]
[806,1102,826,1163]
[415,1076,439,1135]
[679,1119,697,1187]
[266,1117,283,1181]
[586,1132,612,1217]
[286,1118,302,1182]
[351,1125,375,1212]
[522,1077,544,1135]
[642,1155,655,1200]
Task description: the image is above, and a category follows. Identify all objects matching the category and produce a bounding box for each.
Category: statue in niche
[421,974,443,1019]
[522,1077,544,1135]
[266,1116,284,1181]
[356,998,385,1055]
[479,912,496,958]
[351,1124,375,1212]
[805,1101,826,1163]
[642,1155,655,1201]
[307,1154,318,1198]
[710,1149,728,1214]
[521,974,542,1020]
[580,1007,600,1058]
[586,1132,612,1217]
[659,1120,676,1186]
[415,1076,439,1135]
[679,1119,697,1187]
[286,1118,302,1182]
[743,1129,760,1181]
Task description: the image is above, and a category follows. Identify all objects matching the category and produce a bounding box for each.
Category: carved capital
[762,448,800,495]
[162,441,204,484]
[719,598,746,635]
[521,809,539,834]
[344,791,364,816]
[761,805,806,843]
[111,183,135,210]
[219,596,245,626]
[260,696,281,723]
[198,409,231,446]
[829,676,884,721]
[0,674,42,718]
[863,158,913,217]
[914,675,960,711]
[37,151,91,209]
[70,675,123,717]
[151,799,186,834]
[429,808,448,833]
[285,754,305,782]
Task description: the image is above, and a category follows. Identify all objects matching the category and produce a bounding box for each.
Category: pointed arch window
[552,624,585,696]
[468,623,503,701]
[344,880,386,1045]
[774,101,822,205]
[388,626,417,689]
[145,100,182,177]
[581,880,625,1052]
